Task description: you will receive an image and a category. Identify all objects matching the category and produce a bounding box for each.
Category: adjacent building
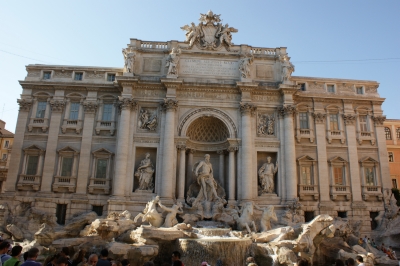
[0,11,392,233]
[0,120,14,191]
[384,119,400,189]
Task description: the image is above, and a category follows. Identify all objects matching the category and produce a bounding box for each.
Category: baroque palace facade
[1,11,391,233]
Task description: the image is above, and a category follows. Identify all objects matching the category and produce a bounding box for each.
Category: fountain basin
[178,237,252,266]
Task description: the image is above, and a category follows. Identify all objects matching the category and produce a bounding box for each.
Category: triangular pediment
[359,156,379,163]
[297,155,316,162]
[92,148,113,155]
[57,146,79,153]
[23,144,45,151]
[328,156,347,163]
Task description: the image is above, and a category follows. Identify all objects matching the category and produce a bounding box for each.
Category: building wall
[384,119,400,189]
[0,120,14,191]
[0,39,392,236]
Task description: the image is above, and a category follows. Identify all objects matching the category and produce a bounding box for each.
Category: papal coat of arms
[181,10,238,51]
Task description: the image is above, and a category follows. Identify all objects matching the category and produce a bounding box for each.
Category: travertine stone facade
[1,11,391,234]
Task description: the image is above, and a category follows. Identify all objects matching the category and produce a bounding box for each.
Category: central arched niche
[186,116,230,143]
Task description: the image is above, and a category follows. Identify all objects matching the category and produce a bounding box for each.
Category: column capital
[50,100,66,112]
[312,112,326,123]
[371,115,386,126]
[118,97,137,110]
[278,105,296,117]
[161,98,179,111]
[17,98,32,112]
[227,146,238,152]
[176,144,186,150]
[82,100,98,113]
[342,114,356,125]
[239,102,257,116]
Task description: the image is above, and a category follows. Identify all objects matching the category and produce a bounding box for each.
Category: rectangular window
[96,159,108,178]
[69,102,80,120]
[370,211,379,230]
[36,101,47,118]
[338,211,347,218]
[4,140,9,148]
[56,204,67,225]
[299,83,306,91]
[43,71,51,80]
[356,87,363,94]
[26,155,39,175]
[334,167,344,185]
[74,72,83,81]
[330,114,339,130]
[2,154,7,160]
[92,205,103,216]
[299,112,309,129]
[327,84,335,93]
[301,166,312,185]
[365,166,375,186]
[359,115,368,132]
[388,152,394,162]
[304,211,315,222]
[392,179,398,188]
[102,104,113,121]
[107,74,116,82]
[61,157,73,176]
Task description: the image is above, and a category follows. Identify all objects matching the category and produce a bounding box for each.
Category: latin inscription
[177,91,240,100]
[180,59,238,77]
[136,90,165,98]
[252,95,280,102]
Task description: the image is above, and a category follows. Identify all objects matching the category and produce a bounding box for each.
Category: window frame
[107,73,116,82]
[69,102,80,120]
[392,178,398,189]
[2,154,7,161]
[396,128,400,139]
[388,152,394,162]
[328,156,348,187]
[74,72,84,81]
[385,127,392,140]
[36,101,47,118]
[326,84,336,93]
[356,86,364,95]
[42,71,52,80]
[4,140,10,148]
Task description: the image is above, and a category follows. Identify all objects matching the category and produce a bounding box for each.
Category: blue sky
[0,0,399,132]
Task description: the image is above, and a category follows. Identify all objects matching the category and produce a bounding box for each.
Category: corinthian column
[372,115,391,189]
[177,145,186,202]
[239,102,257,201]
[112,98,136,197]
[160,99,178,199]
[227,146,237,203]
[279,105,297,200]
[217,150,225,188]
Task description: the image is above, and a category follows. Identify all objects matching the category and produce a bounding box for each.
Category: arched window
[396,128,400,139]
[385,127,392,140]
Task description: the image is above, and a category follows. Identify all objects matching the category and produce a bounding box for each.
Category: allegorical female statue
[258,156,278,194]
[135,153,155,191]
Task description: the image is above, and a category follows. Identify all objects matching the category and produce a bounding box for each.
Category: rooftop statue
[181,10,238,51]
[122,48,135,73]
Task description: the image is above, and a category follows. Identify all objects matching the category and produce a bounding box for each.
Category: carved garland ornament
[178,108,237,138]
[342,114,356,125]
[239,102,257,115]
[50,100,66,112]
[83,101,98,113]
[161,98,179,111]
[17,99,33,112]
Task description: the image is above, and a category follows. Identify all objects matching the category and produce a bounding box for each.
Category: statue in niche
[194,154,220,202]
[138,109,157,131]
[158,201,183,227]
[165,48,181,76]
[134,153,155,191]
[257,114,275,136]
[258,156,278,194]
[133,196,163,227]
[122,48,135,73]
[239,54,253,78]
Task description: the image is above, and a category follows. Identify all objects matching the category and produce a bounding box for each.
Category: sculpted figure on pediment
[122,48,135,73]
[280,54,295,82]
[181,10,238,51]
[165,48,181,76]
[239,54,254,78]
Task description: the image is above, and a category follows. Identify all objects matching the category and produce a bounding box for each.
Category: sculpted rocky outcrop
[34,223,55,246]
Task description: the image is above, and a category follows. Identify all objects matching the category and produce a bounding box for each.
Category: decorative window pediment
[359,156,378,164]
[297,155,316,162]
[92,148,114,155]
[328,156,347,164]
[58,146,79,154]
[23,145,45,152]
